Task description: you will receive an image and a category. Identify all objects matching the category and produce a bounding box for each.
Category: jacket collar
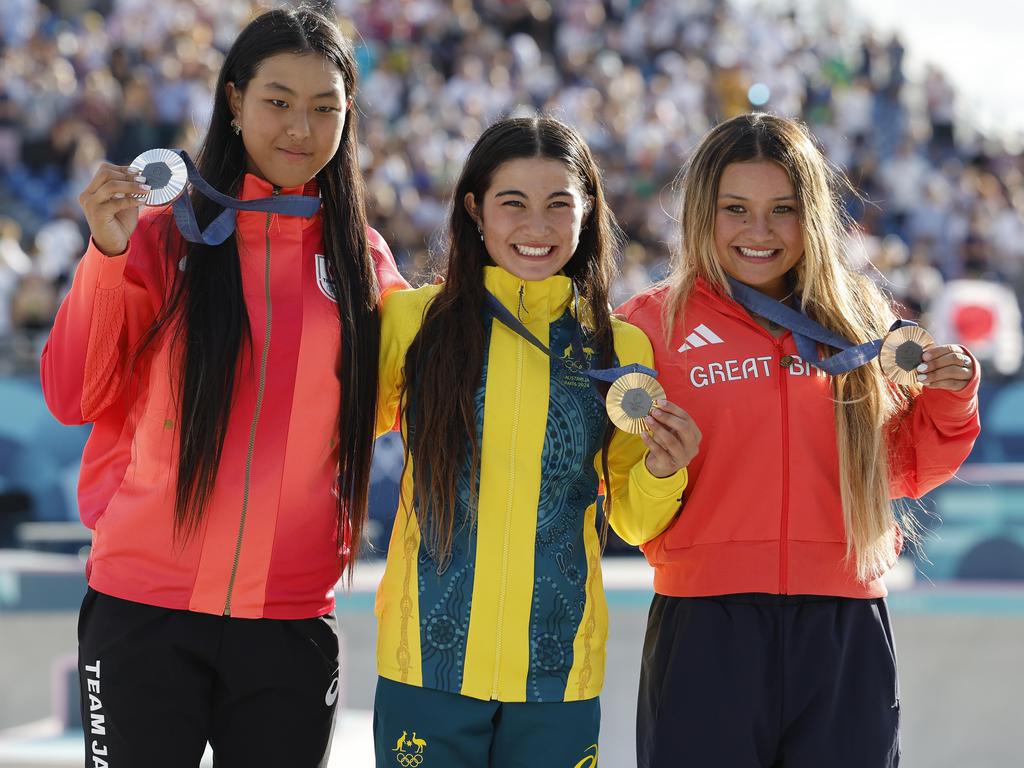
[237,173,321,232]
[695,275,762,324]
[482,266,575,322]
[694,275,795,339]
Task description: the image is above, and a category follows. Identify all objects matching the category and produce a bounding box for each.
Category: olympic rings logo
[396,754,423,767]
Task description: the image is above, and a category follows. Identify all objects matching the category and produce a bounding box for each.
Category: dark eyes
[266,100,340,113]
[500,200,571,209]
[723,204,795,214]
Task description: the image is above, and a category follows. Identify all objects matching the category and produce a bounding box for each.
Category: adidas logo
[677,324,724,352]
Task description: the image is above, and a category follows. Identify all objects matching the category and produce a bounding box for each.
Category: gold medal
[606,372,666,434]
[130,148,187,206]
[879,325,935,386]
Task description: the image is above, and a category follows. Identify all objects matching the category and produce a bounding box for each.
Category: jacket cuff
[630,457,688,500]
[84,237,131,291]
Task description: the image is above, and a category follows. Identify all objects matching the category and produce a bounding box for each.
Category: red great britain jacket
[617,278,981,599]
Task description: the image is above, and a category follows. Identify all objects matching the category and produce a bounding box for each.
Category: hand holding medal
[638,399,702,478]
[911,343,976,392]
[79,148,321,257]
[606,373,699,476]
[877,324,974,391]
[602,366,700,475]
[78,162,152,256]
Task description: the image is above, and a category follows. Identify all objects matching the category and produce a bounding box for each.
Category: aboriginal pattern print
[528,313,610,701]
[407,320,492,693]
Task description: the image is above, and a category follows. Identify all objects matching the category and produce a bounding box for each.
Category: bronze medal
[129,148,187,206]
[879,325,935,386]
[606,372,666,434]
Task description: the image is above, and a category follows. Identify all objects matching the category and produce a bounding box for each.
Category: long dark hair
[404,116,621,561]
[139,7,379,575]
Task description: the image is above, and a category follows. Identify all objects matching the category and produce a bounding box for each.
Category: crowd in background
[1,0,1022,376]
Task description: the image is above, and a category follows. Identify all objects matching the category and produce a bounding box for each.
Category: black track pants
[78,588,340,767]
[637,593,900,768]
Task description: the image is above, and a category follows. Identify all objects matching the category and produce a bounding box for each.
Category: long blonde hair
[664,113,917,582]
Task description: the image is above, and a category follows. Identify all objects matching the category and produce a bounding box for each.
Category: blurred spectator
[925,66,957,159]
[11,273,57,335]
[34,215,84,292]
[0,217,30,336]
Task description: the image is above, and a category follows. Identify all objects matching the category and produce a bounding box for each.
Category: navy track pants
[637,593,900,768]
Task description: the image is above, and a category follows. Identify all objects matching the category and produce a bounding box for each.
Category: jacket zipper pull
[516,283,528,321]
[266,186,280,231]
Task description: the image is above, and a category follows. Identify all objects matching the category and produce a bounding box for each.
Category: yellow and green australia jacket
[375,266,687,703]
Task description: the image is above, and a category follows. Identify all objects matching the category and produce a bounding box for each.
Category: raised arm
[41,163,168,424]
[887,344,981,499]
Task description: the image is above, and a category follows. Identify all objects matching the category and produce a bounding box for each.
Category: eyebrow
[494,190,574,199]
[263,82,342,99]
[719,193,797,201]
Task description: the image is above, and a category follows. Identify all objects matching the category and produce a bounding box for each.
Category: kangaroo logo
[393,729,427,766]
[561,343,596,373]
[574,743,599,768]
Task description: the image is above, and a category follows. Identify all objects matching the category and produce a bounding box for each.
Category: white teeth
[515,245,553,257]
[738,247,776,258]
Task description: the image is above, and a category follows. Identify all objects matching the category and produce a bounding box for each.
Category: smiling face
[713,160,805,298]
[227,52,348,189]
[464,157,591,282]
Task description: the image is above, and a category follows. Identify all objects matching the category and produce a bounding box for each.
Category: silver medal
[129,148,187,206]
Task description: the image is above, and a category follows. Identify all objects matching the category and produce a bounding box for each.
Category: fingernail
[139,184,152,191]
[916,373,927,382]
[135,176,146,183]
[917,363,928,372]
[113,192,125,199]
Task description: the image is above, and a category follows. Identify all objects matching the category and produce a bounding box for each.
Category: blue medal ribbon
[170,150,321,245]
[483,288,657,392]
[725,277,914,375]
